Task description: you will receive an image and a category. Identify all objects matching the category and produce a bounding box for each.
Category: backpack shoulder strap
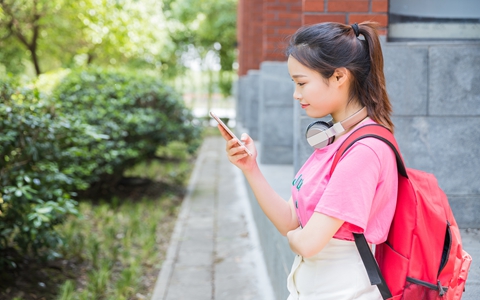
[329,123,406,300]
[330,123,408,178]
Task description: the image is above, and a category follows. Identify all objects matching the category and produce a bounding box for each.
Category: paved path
[151,137,275,300]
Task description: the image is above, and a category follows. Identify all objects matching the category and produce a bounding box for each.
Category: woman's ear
[332,67,349,87]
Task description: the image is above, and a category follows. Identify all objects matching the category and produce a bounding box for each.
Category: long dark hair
[286,22,394,132]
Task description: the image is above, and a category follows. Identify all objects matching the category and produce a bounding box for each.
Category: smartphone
[209,111,253,156]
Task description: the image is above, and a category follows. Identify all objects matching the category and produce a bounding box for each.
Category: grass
[56,142,195,299]
[56,197,170,299]
[0,141,197,300]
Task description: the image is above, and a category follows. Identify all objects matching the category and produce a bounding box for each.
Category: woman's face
[287,55,346,120]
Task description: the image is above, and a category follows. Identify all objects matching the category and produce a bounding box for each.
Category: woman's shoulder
[347,119,395,158]
[348,136,395,162]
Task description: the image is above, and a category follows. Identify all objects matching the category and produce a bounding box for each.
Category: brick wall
[237,0,303,75]
[237,0,389,75]
[302,0,388,34]
[237,0,263,76]
[262,0,302,62]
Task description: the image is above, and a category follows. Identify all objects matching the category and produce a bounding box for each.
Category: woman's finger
[229,152,248,163]
[217,124,233,141]
[228,143,247,157]
[226,138,246,155]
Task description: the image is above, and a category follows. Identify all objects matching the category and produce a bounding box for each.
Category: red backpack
[331,124,472,300]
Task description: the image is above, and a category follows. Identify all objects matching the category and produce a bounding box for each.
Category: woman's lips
[300,103,309,109]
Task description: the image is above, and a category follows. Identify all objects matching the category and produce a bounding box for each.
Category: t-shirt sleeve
[314,141,381,230]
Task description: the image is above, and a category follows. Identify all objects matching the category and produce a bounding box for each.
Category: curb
[150,147,206,300]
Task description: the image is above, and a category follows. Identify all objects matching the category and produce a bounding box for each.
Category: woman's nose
[293,90,302,101]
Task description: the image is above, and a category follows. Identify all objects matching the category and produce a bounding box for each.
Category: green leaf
[36,207,53,214]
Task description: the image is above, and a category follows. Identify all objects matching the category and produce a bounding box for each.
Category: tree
[0,0,54,75]
[164,0,237,98]
[0,0,238,87]
[0,0,177,77]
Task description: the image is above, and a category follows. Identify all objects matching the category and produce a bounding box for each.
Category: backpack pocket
[438,224,472,299]
[376,242,408,298]
[446,250,472,299]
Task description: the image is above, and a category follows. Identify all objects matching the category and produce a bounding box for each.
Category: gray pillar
[244,70,261,140]
[236,76,248,128]
[258,62,294,164]
[232,79,238,126]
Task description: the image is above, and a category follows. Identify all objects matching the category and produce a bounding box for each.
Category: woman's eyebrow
[292,74,307,78]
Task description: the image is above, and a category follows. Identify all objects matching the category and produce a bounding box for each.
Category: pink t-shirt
[292,119,398,244]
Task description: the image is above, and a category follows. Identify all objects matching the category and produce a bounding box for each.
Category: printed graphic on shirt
[292,174,304,192]
[293,198,303,228]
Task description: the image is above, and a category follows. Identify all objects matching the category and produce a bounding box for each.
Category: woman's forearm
[287,213,344,258]
[243,164,298,236]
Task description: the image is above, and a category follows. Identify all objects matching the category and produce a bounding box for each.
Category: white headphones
[306,107,368,149]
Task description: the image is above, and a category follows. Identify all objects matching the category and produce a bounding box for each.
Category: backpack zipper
[406,277,448,295]
[438,221,452,275]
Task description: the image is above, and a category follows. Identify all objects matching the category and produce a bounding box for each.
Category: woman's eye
[297,82,305,86]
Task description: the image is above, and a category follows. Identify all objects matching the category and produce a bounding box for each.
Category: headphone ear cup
[306,120,330,133]
[305,121,335,149]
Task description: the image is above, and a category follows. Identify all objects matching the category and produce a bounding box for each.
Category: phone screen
[209,111,253,156]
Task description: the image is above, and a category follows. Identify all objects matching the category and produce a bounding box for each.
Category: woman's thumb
[241,133,251,144]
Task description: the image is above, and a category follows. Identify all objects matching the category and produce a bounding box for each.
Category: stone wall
[243,70,261,140]
[237,61,295,164]
[258,62,294,164]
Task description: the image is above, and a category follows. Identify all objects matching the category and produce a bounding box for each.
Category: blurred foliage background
[0,0,237,85]
[0,0,237,298]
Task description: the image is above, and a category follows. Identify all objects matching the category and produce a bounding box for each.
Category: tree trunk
[2,0,44,75]
[31,2,41,75]
[30,45,41,76]
[87,52,95,65]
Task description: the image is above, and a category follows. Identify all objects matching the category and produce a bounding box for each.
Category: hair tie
[351,23,359,37]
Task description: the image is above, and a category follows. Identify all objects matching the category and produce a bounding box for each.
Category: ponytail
[356,22,394,132]
[286,21,394,132]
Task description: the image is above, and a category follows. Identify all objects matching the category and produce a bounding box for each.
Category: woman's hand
[217,124,257,172]
[287,213,344,258]
[287,226,302,255]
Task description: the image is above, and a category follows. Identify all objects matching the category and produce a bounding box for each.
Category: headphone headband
[340,107,368,130]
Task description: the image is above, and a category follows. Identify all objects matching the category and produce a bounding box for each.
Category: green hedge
[53,68,201,192]
[0,69,201,269]
[0,81,81,266]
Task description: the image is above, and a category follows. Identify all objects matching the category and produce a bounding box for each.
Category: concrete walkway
[151,136,275,300]
[151,136,480,300]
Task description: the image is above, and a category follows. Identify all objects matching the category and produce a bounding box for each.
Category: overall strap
[330,124,405,300]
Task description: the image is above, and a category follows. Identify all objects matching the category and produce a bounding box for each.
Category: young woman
[218,22,398,300]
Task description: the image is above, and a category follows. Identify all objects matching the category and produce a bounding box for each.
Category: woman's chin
[305,110,329,119]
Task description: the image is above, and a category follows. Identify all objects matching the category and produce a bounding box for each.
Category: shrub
[0,69,202,269]
[52,68,202,193]
[0,80,80,266]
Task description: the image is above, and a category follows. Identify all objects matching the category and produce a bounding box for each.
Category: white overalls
[287,238,383,300]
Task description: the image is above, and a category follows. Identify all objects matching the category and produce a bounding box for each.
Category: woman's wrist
[242,160,260,176]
